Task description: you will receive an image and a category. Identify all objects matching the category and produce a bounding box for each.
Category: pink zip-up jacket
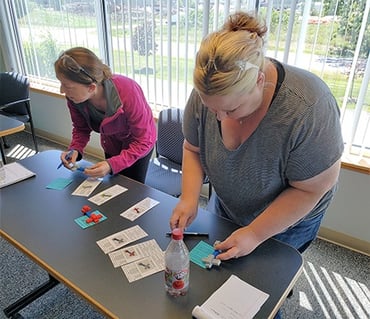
[66,74,156,174]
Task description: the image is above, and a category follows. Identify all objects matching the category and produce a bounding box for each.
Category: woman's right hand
[170,199,198,230]
[60,150,77,169]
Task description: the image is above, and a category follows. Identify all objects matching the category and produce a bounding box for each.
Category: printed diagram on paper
[89,184,127,205]
[120,197,159,221]
[72,178,102,197]
[108,239,163,267]
[108,239,165,283]
[121,251,165,283]
[96,225,148,254]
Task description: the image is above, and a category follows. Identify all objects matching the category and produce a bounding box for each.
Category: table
[0,114,25,163]
[1,150,303,319]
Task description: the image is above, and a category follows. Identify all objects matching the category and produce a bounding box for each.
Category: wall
[319,168,370,254]
[30,90,104,159]
[29,90,370,255]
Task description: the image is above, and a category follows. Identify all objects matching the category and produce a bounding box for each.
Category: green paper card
[190,240,215,269]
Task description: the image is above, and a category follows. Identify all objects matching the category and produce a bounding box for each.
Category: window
[0,0,369,164]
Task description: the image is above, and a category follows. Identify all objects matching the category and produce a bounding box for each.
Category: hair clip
[207,58,218,71]
[235,60,258,72]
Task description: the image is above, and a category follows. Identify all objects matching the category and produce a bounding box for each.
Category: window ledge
[341,154,370,175]
[30,77,61,98]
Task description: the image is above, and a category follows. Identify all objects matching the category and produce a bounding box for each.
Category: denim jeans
[273,210,325,253]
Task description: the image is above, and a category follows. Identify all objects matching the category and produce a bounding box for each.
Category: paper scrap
[108,239,163,268]
[121,251,165,283]
[120,197,159,221]
[88,184,127,205]
[72,178,102,196]
[96,225,148,254]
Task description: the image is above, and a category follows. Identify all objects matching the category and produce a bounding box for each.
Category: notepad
[0,162,36,188]
[192,275,269,319]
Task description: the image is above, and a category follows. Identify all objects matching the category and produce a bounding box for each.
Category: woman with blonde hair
[54,47,156,182]
[170,11,343,264]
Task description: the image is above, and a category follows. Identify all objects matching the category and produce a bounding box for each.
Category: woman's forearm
[180,145,204,205]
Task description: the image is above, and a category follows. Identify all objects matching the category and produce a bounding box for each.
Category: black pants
[106,148,153,184]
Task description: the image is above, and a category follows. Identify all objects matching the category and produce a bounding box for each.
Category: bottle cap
[171,228,183,240]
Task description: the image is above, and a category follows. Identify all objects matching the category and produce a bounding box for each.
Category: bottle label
[165,267,189,291]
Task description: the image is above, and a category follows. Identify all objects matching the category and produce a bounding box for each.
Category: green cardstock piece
[46,177,73,190]
[74,210,107,229]
[190,240,215,269]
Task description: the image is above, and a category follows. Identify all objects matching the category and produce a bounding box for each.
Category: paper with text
[88,184,127,205]
[96,225,148,254]
[72,178,102,196]
[108,239,163,267]
[0,162,35,189]
[120,197,159,221]
[192,275,269,319]
[121,251,165,283]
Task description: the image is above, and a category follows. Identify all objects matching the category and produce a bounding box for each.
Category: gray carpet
[1,132,369,319]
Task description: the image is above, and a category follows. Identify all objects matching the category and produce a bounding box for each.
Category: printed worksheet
[120,197,159,221]
[192,275,269,319]
[96,225,148,254]
[108,239,163,268]
[121,250,165,283]
[72,178,102,197]
[88,184,127,205]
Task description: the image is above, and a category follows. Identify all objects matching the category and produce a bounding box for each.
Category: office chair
[145,107,211,198]
[0,72,39,156]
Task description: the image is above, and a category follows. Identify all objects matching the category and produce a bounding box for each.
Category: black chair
[0,72,39,157]
[145,107,211,198]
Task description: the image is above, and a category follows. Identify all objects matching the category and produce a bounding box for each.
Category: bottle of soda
[164,228,190,296]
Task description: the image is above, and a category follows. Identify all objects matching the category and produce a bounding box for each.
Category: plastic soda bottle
[164,228,190,296]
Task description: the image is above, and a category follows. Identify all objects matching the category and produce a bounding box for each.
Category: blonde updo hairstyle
[194,11,267,96]
[54,47,112,85]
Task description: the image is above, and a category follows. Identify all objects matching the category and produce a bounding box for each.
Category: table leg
[0,140,6,163]
[3,275,59,318]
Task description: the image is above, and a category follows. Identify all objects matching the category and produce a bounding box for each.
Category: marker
[57,150,74,169]
[166,231,209,237]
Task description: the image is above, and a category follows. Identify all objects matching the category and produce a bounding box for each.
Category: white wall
[319,168,370,254]
[29,90,370,254]
[30,90,104,159]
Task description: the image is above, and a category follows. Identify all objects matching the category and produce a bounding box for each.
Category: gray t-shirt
[184,60,344,226]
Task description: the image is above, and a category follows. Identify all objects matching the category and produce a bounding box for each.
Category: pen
[166,231,209,237]
[57,150,74,169]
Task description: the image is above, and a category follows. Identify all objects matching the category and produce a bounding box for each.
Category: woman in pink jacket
[54,47,156,183]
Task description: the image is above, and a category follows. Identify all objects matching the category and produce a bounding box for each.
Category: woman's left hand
[214,227,261,260]
[83,161,111,178]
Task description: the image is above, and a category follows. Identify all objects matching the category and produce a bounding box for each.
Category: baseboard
[318,227,370,256]
[35,128,104,160]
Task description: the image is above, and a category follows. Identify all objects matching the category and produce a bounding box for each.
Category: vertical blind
[0,0,369,159]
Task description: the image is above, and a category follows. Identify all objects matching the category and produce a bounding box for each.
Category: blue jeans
[273,211,325,253]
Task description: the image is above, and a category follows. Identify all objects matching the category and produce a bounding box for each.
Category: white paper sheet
[0,162,35,188]
[88,184,127,205]
[96,225,148,254]
[192,275,269,319]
